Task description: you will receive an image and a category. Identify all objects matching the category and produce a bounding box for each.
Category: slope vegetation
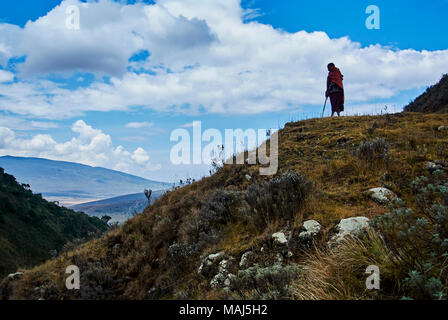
[404,74,448,113]
[0,168,109,278]
[1,112,448,300]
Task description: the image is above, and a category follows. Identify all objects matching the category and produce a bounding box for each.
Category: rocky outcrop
[272,232,288,246]
[239,251,254,269]
[425,161,447,172]
[198,251,225,275]
[329,217,370,244]
[299,220,321,240]
[274,253,284,266]
[7,272,23,281]
[210,259,235,289]
[367,187,397,204]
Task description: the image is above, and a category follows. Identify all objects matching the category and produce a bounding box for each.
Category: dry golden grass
[2,112,448,300]
[292,230,399,300]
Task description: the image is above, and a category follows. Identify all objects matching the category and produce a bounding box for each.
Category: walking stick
[321,97,328,118]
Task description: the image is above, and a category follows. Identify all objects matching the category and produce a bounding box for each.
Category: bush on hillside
[197,190,242,229]
[371,170,448,299]
[187,189,242,248]
[166,242,198,276]
[357,138,389,162]
[228,264,301,300]
[243,171,312,228]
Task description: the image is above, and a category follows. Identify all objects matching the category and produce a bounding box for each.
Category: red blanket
[327,67,344,103]
[328,67,344,90]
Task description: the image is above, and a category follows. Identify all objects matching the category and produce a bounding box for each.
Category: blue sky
[243,0,447,51]
[2,0,446,50]
[0,0,447,182]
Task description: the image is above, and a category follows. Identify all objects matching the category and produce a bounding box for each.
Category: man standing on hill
[325,63,345,117]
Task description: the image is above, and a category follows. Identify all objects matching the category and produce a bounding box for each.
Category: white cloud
[0,23,21,66]
[0,120,158,176]
[0,127,15,148]
[125,121,154,129]
[0,116,58,130]
[4,0,214,76]
[0,0,447,119]
[0,70,14,82]
[132,147,150,164]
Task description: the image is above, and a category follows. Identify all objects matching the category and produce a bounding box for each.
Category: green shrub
[196,190,242,230]
[371,170,448,299]
[228,264,301,300]
[357,138,389,162]
[243,171,311,228]
[187,189,242,250]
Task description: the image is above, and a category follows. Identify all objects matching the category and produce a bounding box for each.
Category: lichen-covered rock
[274,253,284,266]
[425,161,443,172]
[329,217,370,244]
[224,274,235,287]
[7,272,23,280]
[299,220,321,240]
[198,251,225,275]
[367,187,397,204]
[239,251,254,269]
[210,259,235,289]
[434,160,448,167]
[272,232,288,246]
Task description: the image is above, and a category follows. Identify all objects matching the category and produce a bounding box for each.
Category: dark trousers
[330,92,344,113]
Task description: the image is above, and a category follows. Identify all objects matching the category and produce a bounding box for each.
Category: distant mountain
[0,156,171,205]
[404,74,448,113]
[71,190,165,223]
[0,167,109,278]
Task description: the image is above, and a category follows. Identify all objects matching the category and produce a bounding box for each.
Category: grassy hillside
[0,168,109,278]
[404,74,448,113]
[1,112,447,300]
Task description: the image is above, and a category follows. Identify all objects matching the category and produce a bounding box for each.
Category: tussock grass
[292,230,398,300]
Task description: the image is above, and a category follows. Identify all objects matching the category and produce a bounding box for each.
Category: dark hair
[327,63,335,69]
